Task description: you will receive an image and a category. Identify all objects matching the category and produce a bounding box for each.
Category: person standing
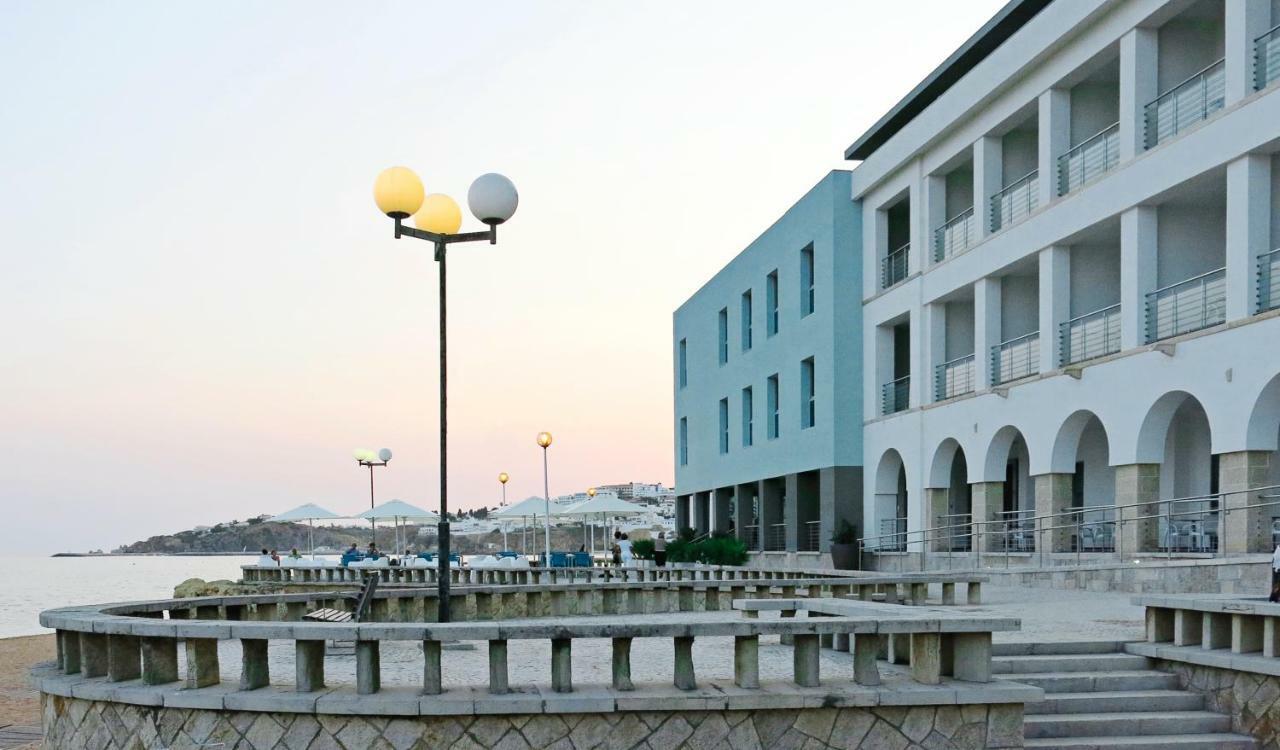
[611,531,623,567]
[1271,543,1280,603]
[618,533,634,567]
[654,532,668,567]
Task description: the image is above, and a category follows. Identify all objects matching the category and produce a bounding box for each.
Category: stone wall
[42,695,1024,749]
[1155,659,1280,748]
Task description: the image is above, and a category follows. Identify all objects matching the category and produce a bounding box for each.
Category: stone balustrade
[242,562,861,586]
[1130,594,1280,676]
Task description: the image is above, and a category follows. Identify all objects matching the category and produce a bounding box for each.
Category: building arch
[927,437,968,489]
[873,448,909,549]
[982,425,1034,516]
[1246,373,1280,453]
[1134,391,1208,465]
[1051,409,1112,474]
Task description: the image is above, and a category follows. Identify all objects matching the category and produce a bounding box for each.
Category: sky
[0,1,1007,554]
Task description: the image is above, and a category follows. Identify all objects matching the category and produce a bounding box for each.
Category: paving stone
[647,714,694,748]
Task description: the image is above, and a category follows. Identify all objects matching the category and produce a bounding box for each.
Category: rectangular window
[718,398,729,454]
[679,417,688,466]
[767,374,779,439]
[741,386,753,447]
[766,271,779,336]
[800,244,814,317]
[800,357,815,429]
[740,290,752,351]
[678,338,687,389]
[717,308,728,365]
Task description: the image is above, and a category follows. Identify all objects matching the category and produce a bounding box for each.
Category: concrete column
[950,632,993,682]
[673,636,696,690]
[734,635,760,688]
[1120,206,1158,348]
[910,633,942,685]
[793,634,820,687]
[79,633,108,678]
[694,492,711,536]
[611,637,634,691]
[1115,463,1161,555]
[354,640,380,695]
[1038,88,1070,204]
[1039,245,1070,372]
[907,174,924,276]
[734,483,755,547]
[551,638,573,693]
[58,631,80,674]
[139,637,177,685]
[923,302,946,404]
[923,174,946,268]
[853,633,880,686]
[712,486,733,534]
[1226,154,1272,320]
[1226,0,1273,103]
[107,634,140,682]
[908,307,924,408]
[1234,614,1264,654]
[784,473,800,551]
[487,640,508,694]
[758,479,778,552]
[240,639,270,691]
[675,495,690,534]
[819,467,861,555]
[971,482,1004,552]
[184,639,219,689]
[295,640,325,692]
[1219,450,1273,553]
[927,488,949,551]
[974,277,1002,390]
[1034,473,1074,553]
[423,640,442,695]
[1119,27,1158,160]
[974,136,1003,238]
[1175,609,1204,646]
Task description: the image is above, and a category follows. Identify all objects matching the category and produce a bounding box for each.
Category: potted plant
[829,521,859,571]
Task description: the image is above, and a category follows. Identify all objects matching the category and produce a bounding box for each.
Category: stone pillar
[793,634,820,687]
[1226,0,1273,104]
[59,631,81,674]
[712,486,733,535]
[735,482,755,548]
[1038,88,1070,206]
[970,482,1004,552]
[926,488,950,551]
[422,640,442,695]
[79,633,108,678]
[140,637,178,685]
[694,492,711,536]
[673,636,696,690]
[1119,203,1157,351]
[551,638,573,693]
[184,639,219,689]
[107,635,140,682]
[1119,26,1157,161]
[1115,463,1160,556]
[675,495,690,535]
[1034,473,1074,553]
[910,633,942,685]
[853,633,880,686]
[1226,155,1272,321]
[611,638,634,691]
[974,277,1002,390]
[784,473,800,551]
[973,135,1002,239]
[240,639,270,691]
[1039,245,1069,372]
[487,640,508,694]
[1219,450,1273,553]
[296,640,325,692]
[950,632,993,682]
[760,478,784,551]
[734,635,759,688]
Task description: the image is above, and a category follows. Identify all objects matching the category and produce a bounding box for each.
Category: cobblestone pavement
[975,583,1145,643]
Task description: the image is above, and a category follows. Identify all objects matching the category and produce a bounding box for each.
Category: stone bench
[1131,594,1280,668]
[240,562,864,586]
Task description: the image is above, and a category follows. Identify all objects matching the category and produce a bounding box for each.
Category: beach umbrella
[558,495,646,556]
[269,503,344,557]
[494,496,550,555]
[356,499,439,554]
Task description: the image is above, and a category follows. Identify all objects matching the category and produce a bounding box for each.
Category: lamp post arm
[394,218,497,246]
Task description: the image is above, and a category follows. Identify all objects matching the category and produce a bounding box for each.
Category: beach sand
[0,633,53,745]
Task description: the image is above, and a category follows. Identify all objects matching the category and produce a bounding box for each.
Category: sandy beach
[0,634,53,732]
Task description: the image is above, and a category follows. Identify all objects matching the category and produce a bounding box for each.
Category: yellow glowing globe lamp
[587,487,596,497]
[498,472,510,485]
[414,193,463,235]
[373,167,425,219]
[536,431,553,449]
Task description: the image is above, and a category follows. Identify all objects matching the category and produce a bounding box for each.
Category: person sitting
[257,548,277,567]
[287,548,303,560]
[269,549,281,564]
[340,543,363,567]
[365,542,381,560]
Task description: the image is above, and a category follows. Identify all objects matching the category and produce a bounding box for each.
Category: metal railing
[1256,23,1280,91]
[881,242,910,289]
[1059,303,1121,365]
[881,375,910,415]
[937,512,972,554]
[859,484,1280,571]
[1145,267,1226,343]
[765,523,787,552]
[741,524,759,551]
[990,331,1039,385]
[934,354,975,401]
[933,208,977,263]
[989,170,1038,232]
[1258,248,1280,313]
[1057,122,1119,196]
[1144,58,1225,148]
[801,520,821,552]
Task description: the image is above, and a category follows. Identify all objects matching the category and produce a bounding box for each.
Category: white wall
[945,166,974,217]
[1156,0,1224,93]
[1069,242,1121,317]
[1159,398,1212,500]
[944,300,975,359]
[1002,126,1040,183]
[1156,196,1226,286]
[1000,274,1040,339]
[1078,417,1114,508]
[1070,78,1120,144]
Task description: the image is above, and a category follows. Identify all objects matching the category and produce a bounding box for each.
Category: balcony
[1144,59,1225,149]
[1059,304,1121,365]
[934,354,975,401]
[933,208,976,263]
[881,242,909,289]
[1259,249,1280,313]
[989,170,1038,232]
[1057,123,1119,196]
[801,521,821,552]
[881,376,909,415]
[765,523,786,552]
[990,331,1039,385]
[1257,23,1280,91]
[1145,267,1226,342]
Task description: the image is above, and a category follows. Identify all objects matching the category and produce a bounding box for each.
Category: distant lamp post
[585,487,596,551]
[537,432,553,563]
[354,448,392,544]
[498,472,510,550]
[373,166,518,624]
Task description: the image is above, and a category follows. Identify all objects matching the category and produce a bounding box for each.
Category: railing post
[487,639,508,695]
[423,639,443,695]
[296,640,326,692]
[793,633,820,687]
[551,637,573,693]
[673,636,696,690]
[853,633,880,686]
[611,637,634,691]
[140,637,178,685]
[734,634,760,688]
[107,634,141,683]
[240,638,270,691]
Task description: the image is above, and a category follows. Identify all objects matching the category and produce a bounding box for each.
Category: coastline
[0,633,54,738]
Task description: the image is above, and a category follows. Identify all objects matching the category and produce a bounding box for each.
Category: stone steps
[1024,710,1231,738]
[1025,689,1205,715]
[993,641,1129,657]
[993,653,1151,673]
[1024,733,1258,749]
[1004,669,1180,693]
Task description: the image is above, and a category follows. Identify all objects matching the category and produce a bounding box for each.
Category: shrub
[631,538,655,560]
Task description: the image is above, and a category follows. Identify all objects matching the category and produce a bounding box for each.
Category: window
[718,398,729,454]
[800,357,815,429]
[679,418,688,466]
[800,244,814,317]
[717,308,728,365]
[678,339,687,389]
[767,374,780,439]
[740,290,753,351]
[741,386,753,447]
[766,271,779,336]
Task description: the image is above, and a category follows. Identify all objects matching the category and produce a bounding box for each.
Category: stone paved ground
[976,583,1145,643]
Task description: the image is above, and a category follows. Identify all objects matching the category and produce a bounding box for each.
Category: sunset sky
[0,1,1006,554]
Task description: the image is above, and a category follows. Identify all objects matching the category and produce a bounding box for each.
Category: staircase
[993,640,1256,749]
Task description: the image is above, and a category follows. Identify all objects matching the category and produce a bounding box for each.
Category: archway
[928,438,972,551]
[983,426,1034,552]
[874,449,908,551]
[1050,410,1115,551]
[1136,391,1215,553]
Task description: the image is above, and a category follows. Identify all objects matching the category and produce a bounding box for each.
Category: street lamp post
[537,432,553,563]
[373,167,519,623]
[354,448,392,545]
[498,472,509,551]
[585,487,596,553]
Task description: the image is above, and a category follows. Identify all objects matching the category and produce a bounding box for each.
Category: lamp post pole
[537,432,553,564]
[355,450,391,545]
[498,473,509,552]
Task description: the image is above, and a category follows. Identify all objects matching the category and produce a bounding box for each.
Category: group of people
[608,530,669,567]
[257,548,305,565]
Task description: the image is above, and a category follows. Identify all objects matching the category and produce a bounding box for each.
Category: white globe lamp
[467,173,519,226]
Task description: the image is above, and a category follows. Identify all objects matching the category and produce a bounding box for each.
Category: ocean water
[0,555,262,638]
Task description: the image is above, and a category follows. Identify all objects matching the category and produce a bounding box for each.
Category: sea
[0,555,266,638]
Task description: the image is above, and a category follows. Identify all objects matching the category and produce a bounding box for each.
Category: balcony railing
[1059,303,1121,365]
[1257,23,1280,91]
[881,242,910,289]
[801,520,821,552]
[989,170,1038,232]
[996,509,1036,553]
[1144,58,1225,149]
[765,523,787,552]
[741,524,759,551]
[1259,249,1280,313]
[1145,267,1226,343]
[933,208,976,263]
[990,331,1039,385]
[934,354,975,401]
[1057,123,1119,196]
[881,375,909,415]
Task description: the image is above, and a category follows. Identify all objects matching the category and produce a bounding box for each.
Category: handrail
[1258,22,1280,90]
[991,330,1039,385]
[1259,248,1280,313]
[881,375,910,415]
[1144,58,1225,148]
[934,353,976,401]
[933,207,976,263]
[881,242,910,289]
[1057,122,1119,196]
[1145,266,1226,343]
[1150,58,1228,107]
[1059,303,1121,365]
[989,169,1039,232]
[1147,266,1228,297]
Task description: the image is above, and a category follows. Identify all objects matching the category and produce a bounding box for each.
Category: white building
[856,0,1280,563]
